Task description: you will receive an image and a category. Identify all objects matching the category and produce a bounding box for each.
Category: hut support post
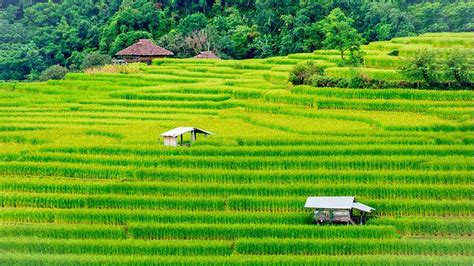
[360,213,367,225]
[180,134,183,145]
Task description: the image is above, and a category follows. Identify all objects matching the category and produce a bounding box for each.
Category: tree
[229,25,256,59]
[185,29,213,55]
[158,30,187,57]
[1,0,472,80]
[443,2,474,32]
[321,8,363,60]
[99,0,167,53]
[39,65,68,81]
[410,3,448,33]
[361,2,415,42]
[445,50,470,84]
[0,42,43,80]
[109,31,153,56]
[401,49,438,86]
[178,13,208,35]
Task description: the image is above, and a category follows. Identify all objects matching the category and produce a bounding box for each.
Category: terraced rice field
[0,33,473,265]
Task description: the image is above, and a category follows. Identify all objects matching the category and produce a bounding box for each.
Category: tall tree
[321,8,363,60]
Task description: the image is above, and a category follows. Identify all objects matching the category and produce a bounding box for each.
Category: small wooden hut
[193,51,220,59]
[160,127,214,147]
[115,39,173,63]
[304,196,375,225]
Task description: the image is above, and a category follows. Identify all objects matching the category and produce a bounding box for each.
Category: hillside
[0,33,473,265]
[2,1,473,80]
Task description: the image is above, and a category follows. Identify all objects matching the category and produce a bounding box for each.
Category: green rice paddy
[0,32,473,265]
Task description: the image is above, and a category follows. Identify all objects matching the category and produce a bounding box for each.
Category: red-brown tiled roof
[116,39,174,56]
[193,51,219,59]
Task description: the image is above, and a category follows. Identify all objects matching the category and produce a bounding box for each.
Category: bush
[336,78,349,88]
[348,48,365,67]
[289,61,323,85]
[445,49,470,84]
[39,65,68,81]
[348,69,369,88]
[388,49,399,56]
[401,49,438,85]
[310,75,341,87]
[81,52,112,70]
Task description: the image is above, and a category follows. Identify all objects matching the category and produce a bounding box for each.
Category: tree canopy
[321,8,363,60]
[1,0,472,80]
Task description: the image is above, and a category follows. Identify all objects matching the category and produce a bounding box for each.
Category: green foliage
[410,2,474,33]
[401,49,438,85]
[321,8,363,61]
[1,1,472,80]
[361,2,415,42]
[388,50,399,56]
[289,61,323,85]
[444,49,470,84]
[109,31,153,56]
[99,1,167,53]
[309,74,340,87]
[39,65,68,81]
[81,52,112,70]
[178,13,208,35]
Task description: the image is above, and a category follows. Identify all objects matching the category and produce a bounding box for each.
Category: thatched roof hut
[115,39,173,63]
[193,51,220,59]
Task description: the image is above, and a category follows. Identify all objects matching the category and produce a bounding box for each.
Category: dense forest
[1,0,473,80]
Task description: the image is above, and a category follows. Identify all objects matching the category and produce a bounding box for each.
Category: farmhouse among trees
[160,127,214,147]
[115,39,173,63]
[305,196,375,225]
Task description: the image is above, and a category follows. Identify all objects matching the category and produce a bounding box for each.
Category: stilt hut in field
[160,127,214,147]
[115,39,173,64]
[304,196,375,225]
[193,51,220,59]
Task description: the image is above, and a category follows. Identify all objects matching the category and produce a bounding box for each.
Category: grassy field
[0,32,473,265]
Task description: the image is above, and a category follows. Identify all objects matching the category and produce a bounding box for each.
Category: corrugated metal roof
[304,196,375,213]
[352,202,375,213]
[304,196,355,209]
[160,127,214,137]
[352,202,375,212]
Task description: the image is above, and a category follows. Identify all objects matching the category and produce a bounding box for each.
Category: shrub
[289,61,323,85]
[39,65,68,81]
[310,75,341,87]
[348,69,370,88]
[81,52,112,70]
[337,78,349,88]
[347,48,364,67]
[445,49,470,84]
[388,49,399,56]
[401,49,438,85]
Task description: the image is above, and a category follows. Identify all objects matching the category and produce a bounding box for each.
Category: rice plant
[1,33,472,262]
